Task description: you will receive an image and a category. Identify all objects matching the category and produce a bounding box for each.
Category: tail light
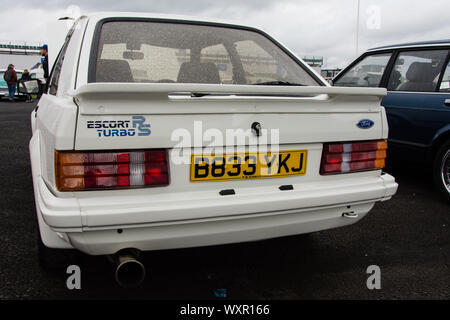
[55,150,169,191]
[320,140,387,175]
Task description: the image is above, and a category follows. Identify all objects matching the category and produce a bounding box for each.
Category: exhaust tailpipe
[114,250,146,287]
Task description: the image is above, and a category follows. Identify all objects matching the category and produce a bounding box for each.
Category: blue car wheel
[434,140,450,202]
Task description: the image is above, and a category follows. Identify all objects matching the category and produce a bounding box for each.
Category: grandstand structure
[302,56,324,68]
[0,41,42,55]
[0,41,43,70]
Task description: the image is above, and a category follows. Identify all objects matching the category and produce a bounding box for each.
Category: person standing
[3,64,18,102]
[40,44,49,87]
[20,69,32,103]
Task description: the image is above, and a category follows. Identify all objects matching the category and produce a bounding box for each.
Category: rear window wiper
[186,81,307,97]
[252,80,307,86]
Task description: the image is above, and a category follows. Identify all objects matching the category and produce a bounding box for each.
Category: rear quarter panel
[37,95,78,186]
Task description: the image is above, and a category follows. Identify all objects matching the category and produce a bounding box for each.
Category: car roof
[368,39,450,51]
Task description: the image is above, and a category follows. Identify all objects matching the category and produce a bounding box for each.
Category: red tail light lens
[320,140,387,175]
[55,150,169,191]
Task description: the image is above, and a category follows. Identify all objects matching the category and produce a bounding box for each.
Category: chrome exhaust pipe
[114,250,146,287]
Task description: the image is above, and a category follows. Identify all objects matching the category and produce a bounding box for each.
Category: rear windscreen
[92,21,320,86]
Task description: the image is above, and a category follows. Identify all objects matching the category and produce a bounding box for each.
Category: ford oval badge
[357,119,374,129]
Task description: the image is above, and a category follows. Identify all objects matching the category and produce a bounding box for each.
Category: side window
[48,30,74,95]
[387,50,448,92]
[200,44,233,84]
[334,53,391,87]
[439,62,450,92]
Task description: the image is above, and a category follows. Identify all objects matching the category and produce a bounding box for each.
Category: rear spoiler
[71,83,387,102]
[70,83,387,115]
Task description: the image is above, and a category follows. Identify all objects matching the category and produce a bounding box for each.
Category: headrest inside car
[406,62,437,83]
[177,62,220,84]
[96,59,134,82]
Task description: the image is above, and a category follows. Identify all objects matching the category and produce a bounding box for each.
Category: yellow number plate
[190,150,307,182]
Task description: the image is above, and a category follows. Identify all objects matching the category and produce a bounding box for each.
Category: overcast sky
[1,0,449,69]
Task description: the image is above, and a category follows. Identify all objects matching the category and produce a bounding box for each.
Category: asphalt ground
[0,100,448,300]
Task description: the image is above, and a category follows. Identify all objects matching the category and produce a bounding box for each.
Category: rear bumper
[35,173,398,255]
[69,202,376,255]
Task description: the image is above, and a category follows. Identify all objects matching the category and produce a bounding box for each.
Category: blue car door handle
[445,99,450,106]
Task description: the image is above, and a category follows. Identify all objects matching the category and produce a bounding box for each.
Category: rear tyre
[433,140,450,203]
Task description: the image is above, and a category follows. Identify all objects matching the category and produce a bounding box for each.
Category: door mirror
[18,79,42,95]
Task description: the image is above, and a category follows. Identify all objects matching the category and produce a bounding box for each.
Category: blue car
[333,40,450,202]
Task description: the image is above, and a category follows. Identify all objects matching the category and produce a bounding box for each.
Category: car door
[381,48,450,161]
[436,59,450,135]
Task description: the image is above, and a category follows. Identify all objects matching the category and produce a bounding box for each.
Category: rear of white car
[30,13,397,259]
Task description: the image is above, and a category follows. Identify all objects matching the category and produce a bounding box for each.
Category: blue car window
[439,63,450,92]
[334,53,391,87]
[387,50,448,92]
[334,53,392,87]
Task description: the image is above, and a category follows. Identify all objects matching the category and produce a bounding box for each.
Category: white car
[28,12,397,286]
